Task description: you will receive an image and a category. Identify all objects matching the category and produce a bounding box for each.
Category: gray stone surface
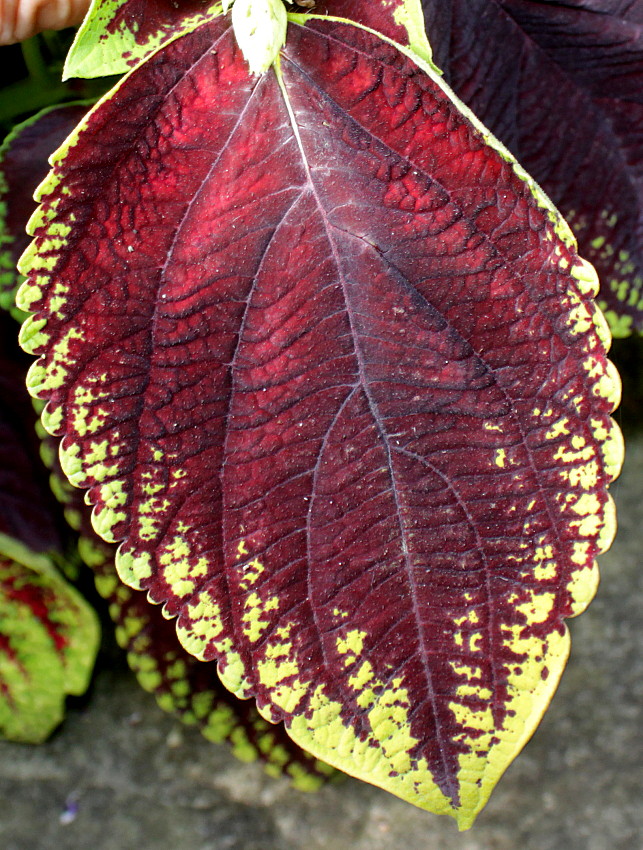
[1,438,642,850]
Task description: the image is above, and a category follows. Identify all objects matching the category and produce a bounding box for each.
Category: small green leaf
[64,0,224,80]
[0,537,100,743]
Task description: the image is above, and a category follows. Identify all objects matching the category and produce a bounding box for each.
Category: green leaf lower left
[0,534,100,744]
[64,0,224,80]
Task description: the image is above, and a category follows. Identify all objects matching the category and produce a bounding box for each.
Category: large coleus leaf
[0,534,99,743]
[420,0,643,337]
[17,9,622,827]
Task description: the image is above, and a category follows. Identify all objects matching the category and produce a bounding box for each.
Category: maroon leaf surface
[19,14,621,826]
[421,0,643,336]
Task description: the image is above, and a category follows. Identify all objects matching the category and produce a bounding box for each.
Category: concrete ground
[1,438,641,850]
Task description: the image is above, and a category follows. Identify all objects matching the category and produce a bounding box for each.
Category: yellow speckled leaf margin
[16,10,622,828]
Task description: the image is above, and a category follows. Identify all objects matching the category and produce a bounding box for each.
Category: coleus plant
[1,0,629,830]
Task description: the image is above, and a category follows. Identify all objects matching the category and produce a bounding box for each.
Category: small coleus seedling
[0,103,335,786]
[0,307,99,743]
[12,0,624,829]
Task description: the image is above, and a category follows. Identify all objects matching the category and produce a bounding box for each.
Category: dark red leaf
[19,15,621,826]
[421,0,643,336]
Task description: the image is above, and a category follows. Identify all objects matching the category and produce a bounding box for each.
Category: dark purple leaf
[0,310,64,551]
[421,0,643,336]
[0,105,92,552]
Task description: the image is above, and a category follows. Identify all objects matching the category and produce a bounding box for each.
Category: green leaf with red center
[0,536,99,743]
[0,281,99,742]
[420,0,643,337]
[64,0,224,79]
[18,14,622,827]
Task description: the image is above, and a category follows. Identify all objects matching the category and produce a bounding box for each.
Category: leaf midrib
[276,53,460,804]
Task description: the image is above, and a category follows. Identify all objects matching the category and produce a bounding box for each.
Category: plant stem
[21,37,51,86]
